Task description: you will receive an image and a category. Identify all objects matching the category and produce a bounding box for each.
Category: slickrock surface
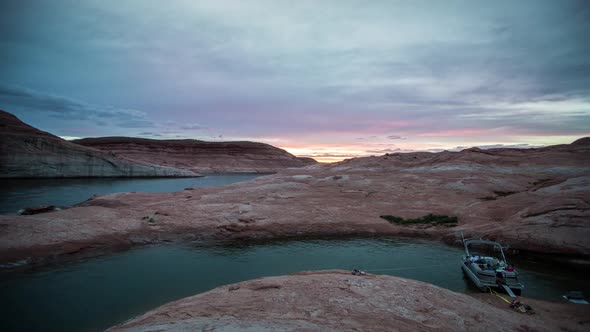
[108,270,589,332]
[0,110,198,178]
[0,138,589,265]
[73,136,316,173]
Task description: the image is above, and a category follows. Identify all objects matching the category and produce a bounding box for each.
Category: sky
[1,0,589,162]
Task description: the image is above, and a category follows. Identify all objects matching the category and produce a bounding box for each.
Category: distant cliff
[73,136,317,173]
[0,110,198,178]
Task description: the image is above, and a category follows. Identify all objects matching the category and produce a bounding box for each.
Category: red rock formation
[107,271,589,332]
[73,136,317,173]
[0,110,198,177]
[0,110,588,264]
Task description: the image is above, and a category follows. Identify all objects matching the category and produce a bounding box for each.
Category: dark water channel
[0,174,263,214]
[1,238,588,332]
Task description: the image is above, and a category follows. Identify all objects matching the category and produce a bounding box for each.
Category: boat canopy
[464,239,505,247]
[464,239,507,262]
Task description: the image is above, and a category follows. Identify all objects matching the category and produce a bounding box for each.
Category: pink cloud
[365,120,415,133]
[417,128,493,137]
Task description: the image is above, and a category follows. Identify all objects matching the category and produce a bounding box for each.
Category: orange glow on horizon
[279,134,588,163]
[282,145,367,163]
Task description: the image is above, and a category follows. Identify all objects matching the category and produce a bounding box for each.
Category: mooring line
[489,288,512,303]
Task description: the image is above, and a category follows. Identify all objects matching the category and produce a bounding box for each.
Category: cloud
[0,83,154,128]
[137,131,162,137]
[0,1,588,152]
[117,120,155,128]
[365,148,401,154]
[298,153,356,159]
[180,123,203,130]
[474,143,543,150]
[445,143,544,152]
[58,135,82,141]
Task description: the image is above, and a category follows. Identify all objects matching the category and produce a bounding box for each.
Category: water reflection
[1,237,588,332]
[0,174,264,214]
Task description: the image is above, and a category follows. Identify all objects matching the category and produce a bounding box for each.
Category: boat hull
[461,261,524,294]
[461,261,496,291]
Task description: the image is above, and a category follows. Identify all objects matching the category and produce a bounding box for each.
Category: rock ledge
[108,270,588,332]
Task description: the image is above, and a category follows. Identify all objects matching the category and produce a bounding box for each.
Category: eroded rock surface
[0,110,198,178]
[73,136,316,173]
[108,271,589,332]
[0,135,589,265]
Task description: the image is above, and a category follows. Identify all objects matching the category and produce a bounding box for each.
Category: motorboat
[461,238,524,296]
[563,291,589,304]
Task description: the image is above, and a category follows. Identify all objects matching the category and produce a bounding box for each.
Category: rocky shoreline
[0,110,315,178]
[1,118,589,332]
[1,110,589,267]
[0,110,201,178]
[107,270,590,332]
[1,138,590,268]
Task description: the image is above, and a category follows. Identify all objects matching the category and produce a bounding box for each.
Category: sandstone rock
[1,137,589,266]
[571,137,590,146]
[142,214,158,224]
[238,203,253,214]
[72,136,317,173]
[0,110,199,178]
[291,174,314,182]
[107,271,588,332]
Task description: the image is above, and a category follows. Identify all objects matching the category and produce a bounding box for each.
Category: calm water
[1,237,588,332]
[0,174,262,214]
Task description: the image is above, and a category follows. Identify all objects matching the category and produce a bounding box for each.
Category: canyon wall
[0,110,198,178]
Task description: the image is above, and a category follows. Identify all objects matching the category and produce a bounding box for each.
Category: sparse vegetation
[479,196,497,201]
[493,191,516,197]
[531,178,551,186]
[479,190,519,201]
[379,213,459,226]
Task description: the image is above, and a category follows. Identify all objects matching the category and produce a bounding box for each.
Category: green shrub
[379,213,458,226]
[479,196,497,201]
[531,178,551,186]
[379,215,405,223]
[493,191,516,197]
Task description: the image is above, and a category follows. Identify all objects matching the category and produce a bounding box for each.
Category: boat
[563,291,589,304]
[461,237,524,296]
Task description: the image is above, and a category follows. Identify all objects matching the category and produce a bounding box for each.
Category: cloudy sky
[1,0,589,161]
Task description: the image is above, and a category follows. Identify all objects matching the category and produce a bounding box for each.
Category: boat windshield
[467,242,505,261]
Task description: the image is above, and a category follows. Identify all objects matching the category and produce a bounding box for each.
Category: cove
[1,237,588,332]
[0,174,263,214]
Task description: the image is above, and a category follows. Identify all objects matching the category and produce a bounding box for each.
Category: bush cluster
[379,213,458,226]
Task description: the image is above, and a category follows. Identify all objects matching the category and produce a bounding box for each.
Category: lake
[1,237,588,332]
[1,175,588,331]
[0,174,263,214]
